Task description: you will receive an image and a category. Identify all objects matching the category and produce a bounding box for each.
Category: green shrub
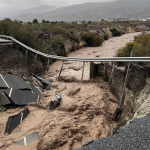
[82,32,103,46]
[117,33,150,57]
[103,33,109,40]
[117,42,134,57]
[44,45,55,54]
[39,25,50,33]
[27,21,32,25]
[110,28,121,36]
[52,26,65,34]
[0,20,11,34]
[101,33,109,40]
[50,35,65,55]
[32,18,38,24]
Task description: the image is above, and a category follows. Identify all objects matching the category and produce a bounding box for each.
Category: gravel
[77,115,150,150]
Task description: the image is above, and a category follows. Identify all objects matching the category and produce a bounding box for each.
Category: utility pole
[41,15,43,23]
[99,15,101,24]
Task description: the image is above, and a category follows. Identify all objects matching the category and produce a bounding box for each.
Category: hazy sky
[0,0,115,17]
[0,0,114,9]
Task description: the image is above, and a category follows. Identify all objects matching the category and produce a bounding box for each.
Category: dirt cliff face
[38,22,150,56]
[0,43,46,76]
[88,23,150,36]
[96,63,150,128]
[64,23,149,54]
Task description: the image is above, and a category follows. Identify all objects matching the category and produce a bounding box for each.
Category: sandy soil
[0,32,141,150]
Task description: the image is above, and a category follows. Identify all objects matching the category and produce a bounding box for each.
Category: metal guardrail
[1,34,150,118]
[0,38,13,43]
[0,35,150,62]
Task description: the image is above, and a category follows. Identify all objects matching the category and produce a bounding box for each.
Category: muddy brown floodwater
[0,32,141,150]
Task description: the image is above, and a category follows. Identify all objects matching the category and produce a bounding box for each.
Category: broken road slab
[34,75,53,90]
[30,85,43,96]
[0,90,11,105]
[4,88,39,105]
[14,132,39,146]
[5,108,30,134]
[0,74,31,89]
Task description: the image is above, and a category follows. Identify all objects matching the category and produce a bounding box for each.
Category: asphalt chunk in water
[14,132,39,146]
[30,85,43,96]
[0,74,31,90]
[5,108,30,134]
[4,88,39,105]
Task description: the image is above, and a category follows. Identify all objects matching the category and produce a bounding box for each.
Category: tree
[27,21,32,25]
[82,20,86,24]
[3,18,12,21]
[32,18,38,24]
[45,20,50,23]
[42,19,46,23]
[88,21,92,24]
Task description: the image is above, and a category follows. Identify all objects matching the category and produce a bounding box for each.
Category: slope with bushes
[0,19,150,57]
[117,33,150,57]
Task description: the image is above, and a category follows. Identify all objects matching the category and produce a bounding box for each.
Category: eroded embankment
[0,32,143,150]
[96,63,150,128]
[0,43,47,76]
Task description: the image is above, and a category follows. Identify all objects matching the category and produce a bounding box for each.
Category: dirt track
[0,32,141,150]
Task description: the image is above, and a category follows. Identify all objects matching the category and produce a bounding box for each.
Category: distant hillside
[9,5,57,18]
[11,0,150,22]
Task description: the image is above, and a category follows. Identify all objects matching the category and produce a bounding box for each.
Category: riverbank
[0,32,142,150]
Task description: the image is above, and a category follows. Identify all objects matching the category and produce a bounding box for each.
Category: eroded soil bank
[0,32,142,150]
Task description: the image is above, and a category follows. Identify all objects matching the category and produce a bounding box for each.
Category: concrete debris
[34,75,53,90]
[0,74,43,109]
[14,132,39,146]
[49,95,62,110]
[5,108,30,134]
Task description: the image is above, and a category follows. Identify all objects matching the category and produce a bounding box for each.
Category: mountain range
[5,0,150,22]
[7,5,57,18]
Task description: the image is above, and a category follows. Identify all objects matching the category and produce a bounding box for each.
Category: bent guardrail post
[110,62,116,86]
[58,60,65,78]
[90,62,96,79]
[25,49,28,60]
[81,61,85,81]
[47,58,50,65]
[32,53,38,67]
[114,50,133,120]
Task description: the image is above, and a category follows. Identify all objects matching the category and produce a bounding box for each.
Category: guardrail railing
[0,34,150,119]
[0,35,150,62]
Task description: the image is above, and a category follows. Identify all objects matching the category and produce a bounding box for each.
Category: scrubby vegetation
[117,33,150,57]
[0,18,149,56]
[110,28,121,36]
[82,32,103,46]
[0,19,108,54]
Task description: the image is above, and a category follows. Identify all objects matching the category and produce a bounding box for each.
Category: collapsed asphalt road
[77,115,150,150]
[0,32,143,150]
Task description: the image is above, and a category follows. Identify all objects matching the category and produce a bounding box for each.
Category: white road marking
[24,137,27,145]
[20,112,23,123]
[0,74,9,88]
[9,88,12,97]
[37,87,42,94]
[37,95,39,102]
